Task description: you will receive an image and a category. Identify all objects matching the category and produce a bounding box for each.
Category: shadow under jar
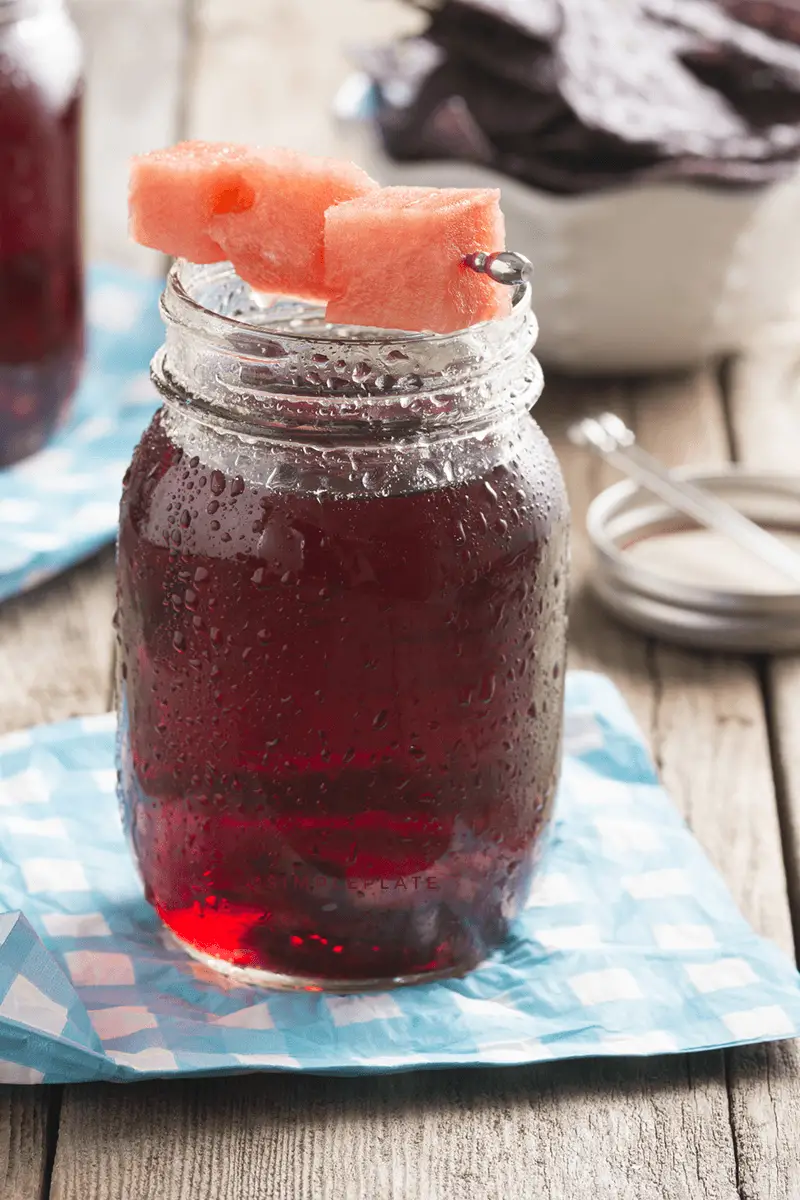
[116,262,569,990]
[0,0,84,466]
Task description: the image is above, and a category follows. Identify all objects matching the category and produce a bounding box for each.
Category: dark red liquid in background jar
[117,412,568,984]
[0,8,84,467]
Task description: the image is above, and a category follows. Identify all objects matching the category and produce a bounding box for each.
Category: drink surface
[0,4,83,466]
[117,407,568,984]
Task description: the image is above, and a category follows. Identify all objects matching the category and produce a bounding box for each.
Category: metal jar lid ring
[585,469,800,654]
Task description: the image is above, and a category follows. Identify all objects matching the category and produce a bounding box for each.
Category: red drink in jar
[117,264,569,988]
[0,0,84,467]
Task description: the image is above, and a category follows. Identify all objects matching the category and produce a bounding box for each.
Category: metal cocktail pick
[464,251,534,286]
[569,412,800,590]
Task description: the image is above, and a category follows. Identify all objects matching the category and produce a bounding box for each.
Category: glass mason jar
[0,0,84,467]
[116,261,569,990]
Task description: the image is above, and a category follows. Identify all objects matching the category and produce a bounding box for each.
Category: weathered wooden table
[3,2,800,1196]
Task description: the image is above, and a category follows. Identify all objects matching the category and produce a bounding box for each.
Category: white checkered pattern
[0,670,797,1084]
[685,959,758,994]
[569,968,643,1006]
[0,266,161,604]
[653,924,717,951]
[0,975,68,1037]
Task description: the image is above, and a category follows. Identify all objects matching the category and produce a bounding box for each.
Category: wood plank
[560,371,792,952]
[0,1,187,1195]
[186,0,421,152]
[50,1057,735,1200]
[561,370,800,1200]
[0,565,112,1198]
[727,342,800,934]
[552,371,799,1200]
[0,1086,52,1200]
[0,551,115,733]
[74,0,190,270]
[0,0,188,732]
[725,342,800,1199]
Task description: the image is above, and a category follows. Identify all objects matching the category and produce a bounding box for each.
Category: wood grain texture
[728,343,800,935]
[725,344,800,1200]
[557,369,800,1199]
[550,371,800,1200]
[72,0,189,269]
[0,1085,52,1200]
[0,552,109,1200]
[0,551,115,733]
[0,0,187,1194]
[186,0,420,151]
[51,1057,737,1200]
[552,370,793,950]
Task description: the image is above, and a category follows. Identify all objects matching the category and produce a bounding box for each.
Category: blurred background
[79,0,422,270]
[5,0,800,643]
[5,0,800,461]
[7,0,800,472]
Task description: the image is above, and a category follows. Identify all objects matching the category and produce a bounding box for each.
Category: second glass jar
[116,262,569,990]
[0,0,84,466]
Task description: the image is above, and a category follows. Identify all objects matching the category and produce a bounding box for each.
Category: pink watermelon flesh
[208,148,378,299]
[324,186,511,334]
[129,141,253,265]
[130,148,510,331]
[129,141,378,299]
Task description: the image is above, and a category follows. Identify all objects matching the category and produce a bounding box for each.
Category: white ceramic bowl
[355,137,800,374]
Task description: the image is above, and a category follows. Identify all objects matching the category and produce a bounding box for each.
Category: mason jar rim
[163,257,532,352]
[153,260,542,443]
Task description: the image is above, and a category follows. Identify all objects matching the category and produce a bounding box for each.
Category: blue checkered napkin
[0,672,799,1084]
[0,266,162,604]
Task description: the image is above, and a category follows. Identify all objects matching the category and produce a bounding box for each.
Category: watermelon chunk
[129,140,378,300]
[324,187,511,335]
[209,148,378,299]
[129,141,253,265]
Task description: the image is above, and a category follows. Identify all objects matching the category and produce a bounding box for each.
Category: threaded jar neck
[153,260,542,444]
